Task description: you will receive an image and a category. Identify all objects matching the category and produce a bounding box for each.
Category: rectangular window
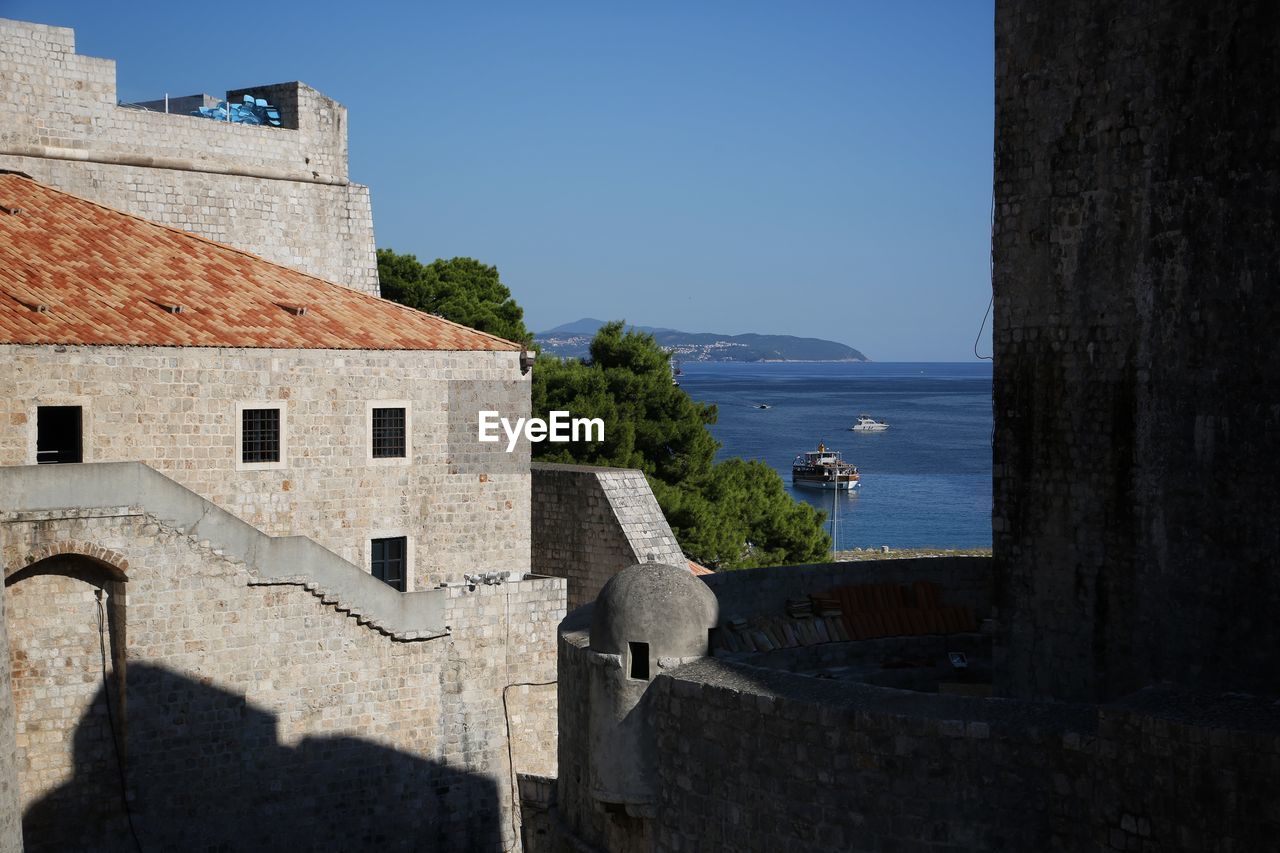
[628,641,650,680]
[371,536,407,592]
[371,407,407,458]
[36,406,82,464]
[241,408,280,464]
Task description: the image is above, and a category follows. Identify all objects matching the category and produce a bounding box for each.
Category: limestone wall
[0,507,564,851]
[993,0,1280,700]
[531,463,685,610]
[648,661,1280,853]
[0,344,531,588]
[0,17,378,294]
[702,556,992,622]
[0,567,20,852]
[554,553,1280,852]
[555,612,652,853]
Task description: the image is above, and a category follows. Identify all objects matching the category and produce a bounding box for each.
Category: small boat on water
[755,403,771,409]
[792,443,860,490]
[850,415,889,432]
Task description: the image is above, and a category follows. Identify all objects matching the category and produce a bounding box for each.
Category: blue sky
[7,1,994,361]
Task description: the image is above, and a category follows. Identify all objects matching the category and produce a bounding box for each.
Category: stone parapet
[0,17,378,293]
[531,463,685,610]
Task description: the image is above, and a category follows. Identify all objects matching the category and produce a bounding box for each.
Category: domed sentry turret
[582,562,718,810]
[589,561,718,677]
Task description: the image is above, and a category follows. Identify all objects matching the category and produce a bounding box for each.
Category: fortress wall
[993,0,1280,700]
[0,154,377,294]
[445,577,563,782]
[554,617,652,853]
[648,660,1280,853]
[554,553,1280,853]
[531,463,685,610]
[702,556,993,622]
[0,18,378,294]
[0,345,531,588]
[0,573,19,852]
[1,509,564,851]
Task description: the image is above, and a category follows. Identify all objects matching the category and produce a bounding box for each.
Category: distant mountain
[536,319,869,363]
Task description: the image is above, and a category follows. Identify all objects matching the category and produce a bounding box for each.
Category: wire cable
[973,295,994,361]
[975,185,995,361]
[502,679,558,852]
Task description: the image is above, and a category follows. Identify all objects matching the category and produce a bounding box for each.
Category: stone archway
[4,547,128,848]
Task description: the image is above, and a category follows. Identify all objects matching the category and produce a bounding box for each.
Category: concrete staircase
[0,462,449,641]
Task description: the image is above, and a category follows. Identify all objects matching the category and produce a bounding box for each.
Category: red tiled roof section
[0,173,521,352]
[688,560,714,576]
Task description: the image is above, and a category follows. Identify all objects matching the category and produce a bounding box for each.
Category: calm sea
[678,361,993,550]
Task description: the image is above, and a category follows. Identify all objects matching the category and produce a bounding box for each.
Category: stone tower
[0,18,379,295]
[993,0,1280,702]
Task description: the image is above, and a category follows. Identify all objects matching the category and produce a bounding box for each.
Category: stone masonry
[551,557,1280,853]
[647,664,1280,853]
[1,506,564,851]
[531,463,686,611]
[0,575,19,853]
[0,345,530,590]
[0,18,379,294]
[993,0,1280,701]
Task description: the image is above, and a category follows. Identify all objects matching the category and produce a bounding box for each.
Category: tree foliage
[377,250,532,346]
[534,321,831,569]
[375,250,831,569]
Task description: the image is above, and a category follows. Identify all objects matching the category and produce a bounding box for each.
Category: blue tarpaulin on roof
[193,94,282,126]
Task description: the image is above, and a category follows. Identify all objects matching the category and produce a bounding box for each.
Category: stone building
[0,173,530,588]
[0,17,379,295]
[0,172,563,851]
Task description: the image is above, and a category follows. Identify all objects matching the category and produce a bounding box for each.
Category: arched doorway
[4,549,128,849]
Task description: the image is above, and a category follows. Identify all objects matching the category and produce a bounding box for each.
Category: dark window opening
[628,641,650,680]
[241,408,280,464]
[372,407,406,458]
[372,536,407,591]
[37,406,82,464]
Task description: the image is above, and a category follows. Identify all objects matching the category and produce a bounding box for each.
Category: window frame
[366,400,412,466]
[368,533,412,592]
[234,402,288,471]
[27,396,92,465]
[35,404,84,464]
[628,641,651,680]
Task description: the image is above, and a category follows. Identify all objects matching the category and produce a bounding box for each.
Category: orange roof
[0,173,521,352]
[688,559,714,576]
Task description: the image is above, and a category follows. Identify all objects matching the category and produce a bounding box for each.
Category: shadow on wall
[23,663,502,853]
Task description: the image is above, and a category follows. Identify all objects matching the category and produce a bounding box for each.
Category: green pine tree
[377,250,532,346]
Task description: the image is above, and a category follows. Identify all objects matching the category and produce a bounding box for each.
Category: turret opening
[628,641,650,680]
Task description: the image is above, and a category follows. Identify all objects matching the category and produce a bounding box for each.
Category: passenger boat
[849,415,889,431]
[791,443,860,490]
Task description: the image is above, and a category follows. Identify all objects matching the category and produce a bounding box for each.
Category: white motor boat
[850,415,889,432]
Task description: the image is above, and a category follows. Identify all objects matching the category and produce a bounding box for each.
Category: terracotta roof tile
[688,559,714,576]
[0,173,521,352]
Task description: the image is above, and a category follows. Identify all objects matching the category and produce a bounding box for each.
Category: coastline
[834,547,992,562]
